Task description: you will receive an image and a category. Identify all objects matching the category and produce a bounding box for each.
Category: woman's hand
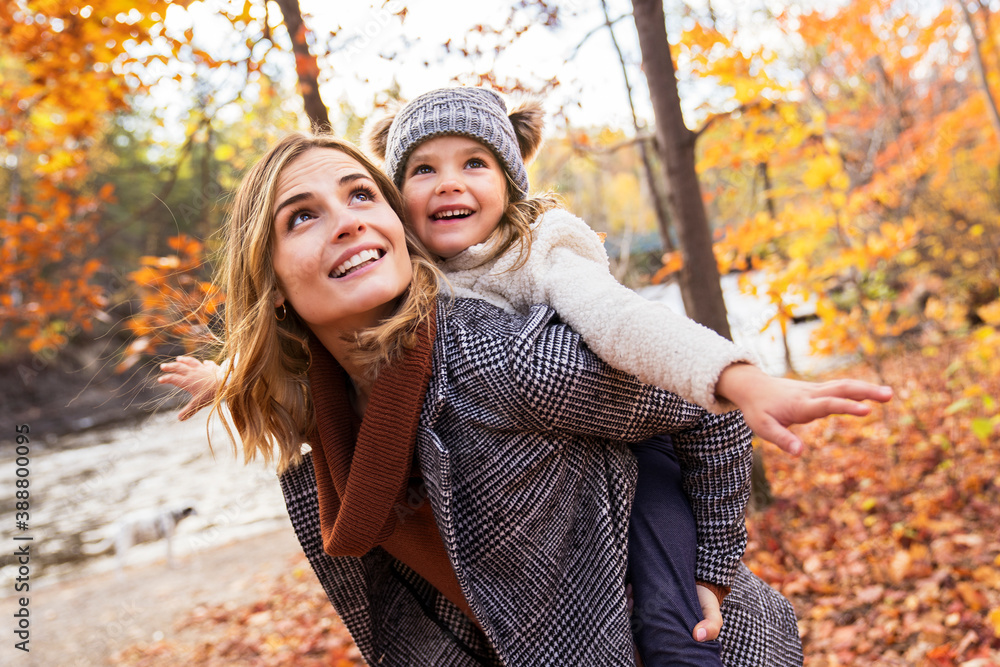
[716,363,893,456]
[693,584,723,642]
[158,356,224,420]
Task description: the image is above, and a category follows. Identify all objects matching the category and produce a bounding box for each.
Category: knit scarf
[306,306,437,558]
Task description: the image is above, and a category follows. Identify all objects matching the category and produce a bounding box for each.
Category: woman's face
[271,147,412,337]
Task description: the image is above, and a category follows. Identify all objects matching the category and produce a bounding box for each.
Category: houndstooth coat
[280,298,804,666]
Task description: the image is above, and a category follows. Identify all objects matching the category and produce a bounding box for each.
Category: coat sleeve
[524,209,756,413]
[451,301,752,588]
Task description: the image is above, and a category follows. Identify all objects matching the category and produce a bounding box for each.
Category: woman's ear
[361,111,398,164]
[509,100,545,164]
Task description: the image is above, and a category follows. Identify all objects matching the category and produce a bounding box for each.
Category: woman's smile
[329,247,386,279]
[271,148,412,338]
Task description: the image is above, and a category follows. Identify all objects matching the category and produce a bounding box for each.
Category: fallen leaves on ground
[112,339,998,666]
[110,559,364,667]
[746,339,1000,666]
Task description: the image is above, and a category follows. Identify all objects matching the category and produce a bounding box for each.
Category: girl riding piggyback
[364,87,891,452]
[360,86,889,665]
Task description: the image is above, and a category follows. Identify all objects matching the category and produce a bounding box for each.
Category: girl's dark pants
[628,434,724,666]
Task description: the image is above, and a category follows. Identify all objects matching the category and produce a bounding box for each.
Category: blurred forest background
[2,0,999,665]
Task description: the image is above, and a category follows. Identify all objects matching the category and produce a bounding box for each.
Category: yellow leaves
[925,297,968,333]
[215,143,236,162]
[976,299,1000,326]
[802,154,848,190]
[989,608,1000,637]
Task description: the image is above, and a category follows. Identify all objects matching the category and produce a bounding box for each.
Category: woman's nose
[331,212,366,241]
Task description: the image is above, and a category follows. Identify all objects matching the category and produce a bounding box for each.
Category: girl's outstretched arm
[715,363,893,456]
[158,355,225,420]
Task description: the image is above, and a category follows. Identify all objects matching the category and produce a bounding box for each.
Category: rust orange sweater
[306,308,474,620]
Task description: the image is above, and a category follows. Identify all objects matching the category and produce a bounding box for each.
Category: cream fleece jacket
[439,208,757,413]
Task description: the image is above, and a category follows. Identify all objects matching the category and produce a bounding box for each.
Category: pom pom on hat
[376,87,543,199]
[361,112,396,164]
[508,99,544,164]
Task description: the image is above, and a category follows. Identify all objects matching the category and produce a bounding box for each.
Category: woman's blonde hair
[213,132,440,473]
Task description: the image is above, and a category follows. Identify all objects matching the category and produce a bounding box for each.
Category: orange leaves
[746,339,1000,664]
[990,609,1000,638]
[122,234,224,370]
[0,183,107,355]
[651,250,684,284]
[109,558,365,666]
[689,0,1000,380]
[0,2,194,357]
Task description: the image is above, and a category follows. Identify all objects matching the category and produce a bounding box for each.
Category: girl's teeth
[332,249,382,278]
[434,209,473,220]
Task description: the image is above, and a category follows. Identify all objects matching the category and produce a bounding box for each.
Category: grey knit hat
[383,87,530,199]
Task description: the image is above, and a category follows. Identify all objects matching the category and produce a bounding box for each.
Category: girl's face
[271,147,412,337]
[400,135,507,260]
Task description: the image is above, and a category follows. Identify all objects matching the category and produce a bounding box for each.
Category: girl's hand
[158,356,224,420]
[693,584,723,641]
[716,363,893,456]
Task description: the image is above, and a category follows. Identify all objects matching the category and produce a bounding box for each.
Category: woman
[211,132,802,666]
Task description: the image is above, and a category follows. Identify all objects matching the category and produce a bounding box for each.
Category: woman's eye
[288,210,314,229]
[351,186,378,203]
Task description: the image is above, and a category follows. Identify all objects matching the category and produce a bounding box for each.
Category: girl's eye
[467,158,487,169]
[411,164,433,176]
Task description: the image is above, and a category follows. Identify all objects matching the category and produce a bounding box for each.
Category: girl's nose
[436,172,466,194]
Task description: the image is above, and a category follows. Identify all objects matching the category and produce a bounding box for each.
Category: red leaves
[110,561,364,666]
[746,339,1000,665]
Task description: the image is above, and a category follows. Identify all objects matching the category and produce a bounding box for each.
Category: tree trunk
[958,1,1000,209]
[631,0,774,507]
[630,0,731,339]
[960,1,1000,140]
[273,0,330,131]
[199,124,216,241]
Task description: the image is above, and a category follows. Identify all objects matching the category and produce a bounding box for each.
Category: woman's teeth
[432,209,473,220]
[331,249,383,278]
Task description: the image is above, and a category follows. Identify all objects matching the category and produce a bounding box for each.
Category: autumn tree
[660,1,1000,439]
[0,0,197,357]
[630,0,733,338]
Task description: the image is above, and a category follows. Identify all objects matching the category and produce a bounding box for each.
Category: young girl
[362,86,889,664]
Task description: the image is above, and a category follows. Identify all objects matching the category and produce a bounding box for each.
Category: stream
[0,411,289,589]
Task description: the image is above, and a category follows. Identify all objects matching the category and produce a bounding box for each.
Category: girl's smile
[401,135,507,259]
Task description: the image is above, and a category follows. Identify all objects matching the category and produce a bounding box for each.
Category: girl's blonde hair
[213,132,440,473]
[482,171,561,271]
